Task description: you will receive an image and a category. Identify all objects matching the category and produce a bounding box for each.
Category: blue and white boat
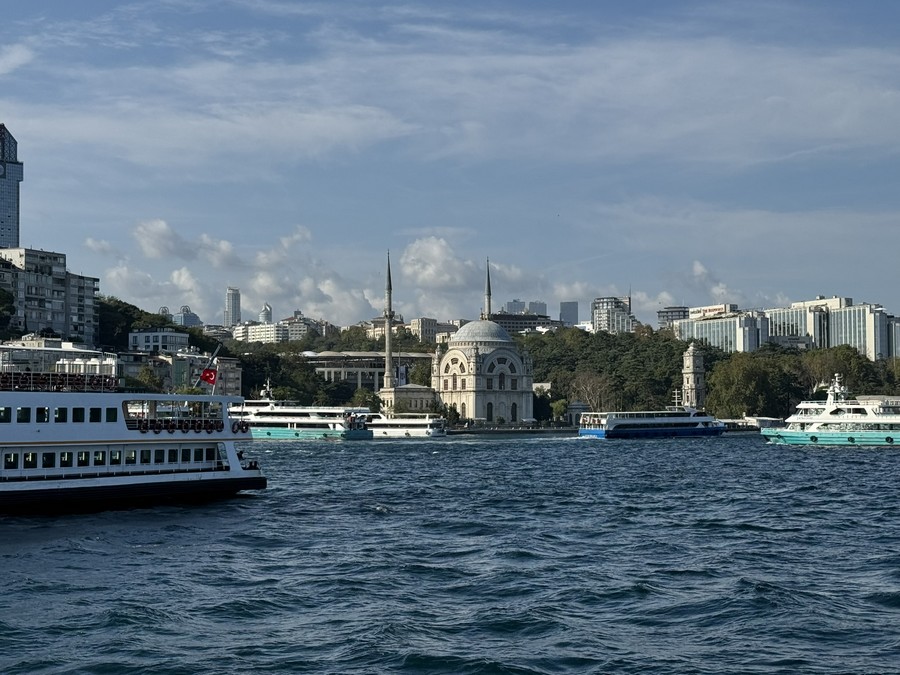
[762,373,900,446]
[578,403,725,439]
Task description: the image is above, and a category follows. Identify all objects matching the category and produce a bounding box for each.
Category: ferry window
[140,449,152,464]
[106,408,118,423]
[110,450,122,465]
[60,452,73,467]
[181,448,191,463]
[93,451,106,466]
[54,407,68,423]
[73,408,85,423]
[4,452,17,469]
[154,449,165,464]
[23,453,37,469]
[77,452,90,467]
[0,407,10,423]
[125,450,136,465]
[194,448,204,462]
[36,407,50,423]
[42,452,55,468]
[205,447,216,461]
[168,449,178,463]
[16,407,31,423]
[89,408,102,423]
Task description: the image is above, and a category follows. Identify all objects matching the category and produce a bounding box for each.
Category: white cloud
[0,44,33,76]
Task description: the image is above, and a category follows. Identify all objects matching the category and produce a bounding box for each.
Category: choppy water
[2,434,900,674]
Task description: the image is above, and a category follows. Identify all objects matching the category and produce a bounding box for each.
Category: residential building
[172,305,203,327]
[128,327,190,354]
[0,247,99,346]
[828,303,892,362]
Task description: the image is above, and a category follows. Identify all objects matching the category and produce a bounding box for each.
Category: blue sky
[2,0,900,327]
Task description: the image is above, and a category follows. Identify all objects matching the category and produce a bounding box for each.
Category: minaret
[383,252,395,389]
[482,257,492,320]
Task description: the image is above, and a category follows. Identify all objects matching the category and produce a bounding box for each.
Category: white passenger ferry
[0,345,265,514]
[232,382,447,440]
[355,411,447,439]
[579,406,725,439]
[762,373,900,446]
[230,398,371,440]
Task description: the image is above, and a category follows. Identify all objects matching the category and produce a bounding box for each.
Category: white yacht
[762,373,900,446]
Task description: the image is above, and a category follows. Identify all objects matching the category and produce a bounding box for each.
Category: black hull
[0,476,267,515]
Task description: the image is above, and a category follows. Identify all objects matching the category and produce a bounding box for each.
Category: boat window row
[3,445,222,472]
[0,405,117,424]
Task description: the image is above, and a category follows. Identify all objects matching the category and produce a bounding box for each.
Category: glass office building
[0,124,23,248]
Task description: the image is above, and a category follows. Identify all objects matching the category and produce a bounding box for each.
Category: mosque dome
[450,320,514,345]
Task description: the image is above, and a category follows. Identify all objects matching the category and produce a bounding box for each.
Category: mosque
[430,260,534,424]
[378,256,534,423]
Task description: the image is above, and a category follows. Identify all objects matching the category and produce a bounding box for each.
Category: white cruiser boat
[579,406,725,439]
[0,345,265,514]
[762,373,900,446]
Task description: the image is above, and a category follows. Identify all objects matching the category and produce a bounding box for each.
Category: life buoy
[240,421,250,433]
[848,437,855,444]
[167,420,176,433]
[810,436,818,444]
[205,420,214,434]
[215,420,225,432]
[153,419,163,434]
[89,376,101,390]
[181,419,190,433]
[139,418,149,433]
[231,420,241,434]
[887,437,894,444]
[194,419,203,433]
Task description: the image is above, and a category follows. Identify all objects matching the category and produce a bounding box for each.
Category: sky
[2,1,900,328]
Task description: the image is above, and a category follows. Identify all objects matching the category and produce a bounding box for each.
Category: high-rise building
[559,301,578,327]
[591,296,635,334]
[504,299,525,314]
[224,287,241,327]
[528,300,547,316]
[259,302,272,324]
[0,123,23,248]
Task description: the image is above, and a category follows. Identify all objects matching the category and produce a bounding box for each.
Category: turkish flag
[200,368,217,385]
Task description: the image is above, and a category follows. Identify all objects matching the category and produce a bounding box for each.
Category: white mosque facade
[431,261,534,423]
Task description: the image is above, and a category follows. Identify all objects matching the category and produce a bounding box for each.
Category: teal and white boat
[230,394,370,441]
[762,373,900,447]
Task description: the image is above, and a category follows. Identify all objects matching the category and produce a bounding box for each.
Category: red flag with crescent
[200,368,217,385]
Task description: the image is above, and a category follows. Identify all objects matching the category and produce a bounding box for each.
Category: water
[2,434,900,674]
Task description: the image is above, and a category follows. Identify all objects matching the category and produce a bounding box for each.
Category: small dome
[450,320,513,344]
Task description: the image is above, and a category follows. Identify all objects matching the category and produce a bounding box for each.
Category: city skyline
[3,2,900,327]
